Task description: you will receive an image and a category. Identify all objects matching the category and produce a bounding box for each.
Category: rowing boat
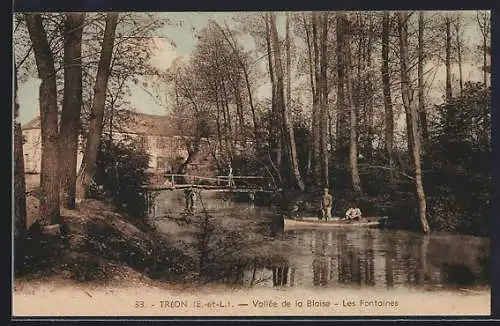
[283,216,388,230]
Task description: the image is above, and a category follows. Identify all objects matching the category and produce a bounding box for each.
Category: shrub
[94,136,150,218]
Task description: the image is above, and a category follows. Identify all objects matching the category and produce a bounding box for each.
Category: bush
[94,136,150,218]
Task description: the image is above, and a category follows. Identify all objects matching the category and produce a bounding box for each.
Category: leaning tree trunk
[398,12,430,234]
[14,64,27,237]
[344,14,362,193]
[59,13,85,209]
[418,11,429,143]
[25,13,61,225]
[265,13,281,168]
[381,12,394,167]
[214,24,259,150]
[76,13,119,200]
[270,13,305,191]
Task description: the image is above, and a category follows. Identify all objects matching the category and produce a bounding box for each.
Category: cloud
[149,37,179,72]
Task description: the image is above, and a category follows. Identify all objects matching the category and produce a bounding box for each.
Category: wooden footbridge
[140,173,279,194]
[141,174,279,216]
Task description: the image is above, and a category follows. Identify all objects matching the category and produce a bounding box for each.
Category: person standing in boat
[320,188,333,220]
[184,187,197,213]
[227,164,235,188]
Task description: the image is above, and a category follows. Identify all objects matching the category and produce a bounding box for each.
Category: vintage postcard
[12,10,491,318]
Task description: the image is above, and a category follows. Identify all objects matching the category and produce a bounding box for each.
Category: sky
[15,11,488,126]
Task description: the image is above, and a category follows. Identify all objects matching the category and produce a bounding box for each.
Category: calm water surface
[150,190,490,291]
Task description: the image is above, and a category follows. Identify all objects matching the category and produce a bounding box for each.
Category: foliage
[424,82,491,236]
[94,136,150,218]
[322,83,491,236]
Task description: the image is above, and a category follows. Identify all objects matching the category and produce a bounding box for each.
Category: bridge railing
[162,173,268,189]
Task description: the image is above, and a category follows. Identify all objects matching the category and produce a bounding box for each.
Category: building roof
[22,109,177,137]
[115,110,175,136]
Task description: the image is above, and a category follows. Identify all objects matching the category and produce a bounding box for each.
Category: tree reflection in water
[286,229,489,290]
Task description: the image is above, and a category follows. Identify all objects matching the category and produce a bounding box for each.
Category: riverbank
[13,276,490,316]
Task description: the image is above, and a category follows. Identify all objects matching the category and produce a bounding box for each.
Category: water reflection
[260,228,489,290]
[150,190,489,291]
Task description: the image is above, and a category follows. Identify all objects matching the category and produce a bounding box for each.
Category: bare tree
[398,12,430,234]
[343,13,362,193]
[25,13,61,225]
[59,13,85,209]
[76,13,119,200]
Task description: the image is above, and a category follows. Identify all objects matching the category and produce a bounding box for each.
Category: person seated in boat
[320,188,333,220]
[345,207,362,220]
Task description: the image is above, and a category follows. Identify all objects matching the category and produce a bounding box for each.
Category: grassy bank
[15,187,293,287]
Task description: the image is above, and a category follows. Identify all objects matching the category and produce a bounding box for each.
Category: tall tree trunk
[418,11,429,143]
[483,32,488,87]
[365,15,374,160]
[59,13,85,209]
[454,19,464,95]
[265,13,281,168]
[344,14,362,193]
[335,14,348,160]
[25,13,61,225]
[76,13,119,200]
[14,64,27,236]
[303,16,315,178]
[477,12,489,87]
[398,12,430,234]
[270,13,305,191]
[311,13,322,184]
[445,16,452,102]
[381,12,394,166]
[286,12,292,113]
[221,80,234,160]
[319,13,329,188]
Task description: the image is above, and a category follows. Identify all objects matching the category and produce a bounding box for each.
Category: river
[149,189,490,292]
